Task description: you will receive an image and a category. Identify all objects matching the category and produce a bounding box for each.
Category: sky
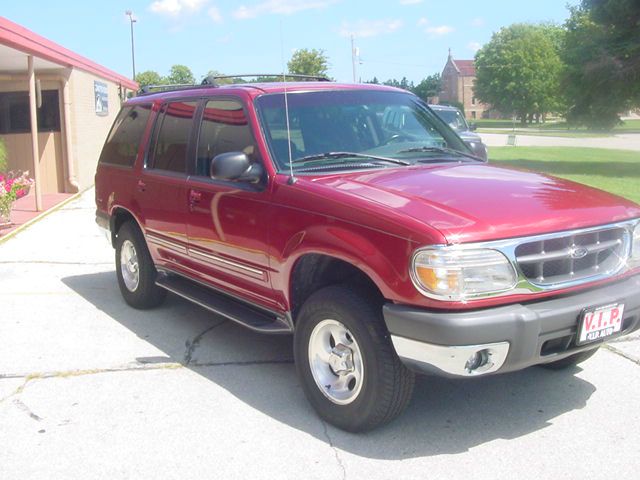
[3,0,579,84]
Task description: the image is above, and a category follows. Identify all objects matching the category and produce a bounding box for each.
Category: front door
[185,98,275,310]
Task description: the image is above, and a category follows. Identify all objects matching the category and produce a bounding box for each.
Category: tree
[135,70,164,88]
[166,64,195,85]
[474,23,564,125]
[561,0,640,129]
[412,74,441,102]
[287,49,329,77]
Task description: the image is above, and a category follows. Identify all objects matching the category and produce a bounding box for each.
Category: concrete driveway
[2,190,640,480]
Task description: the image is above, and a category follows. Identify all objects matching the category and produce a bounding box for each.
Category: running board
[156,274,293,334]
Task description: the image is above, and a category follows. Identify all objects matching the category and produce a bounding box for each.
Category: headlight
[632,222,640,261]
[411,248,517,301]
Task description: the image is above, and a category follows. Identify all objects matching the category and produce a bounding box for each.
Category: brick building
[0,17,137,210]
[438,51,489,120]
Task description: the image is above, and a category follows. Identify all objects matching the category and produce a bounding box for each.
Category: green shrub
[0,138,7,173]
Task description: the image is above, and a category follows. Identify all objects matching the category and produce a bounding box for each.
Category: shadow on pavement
[63,270,596,459]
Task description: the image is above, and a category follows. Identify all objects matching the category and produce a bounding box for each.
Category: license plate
[577,303,625,345]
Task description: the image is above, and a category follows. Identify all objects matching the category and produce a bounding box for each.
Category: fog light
[465,349,490,372]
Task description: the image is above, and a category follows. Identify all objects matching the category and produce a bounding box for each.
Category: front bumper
[384,275,640,377]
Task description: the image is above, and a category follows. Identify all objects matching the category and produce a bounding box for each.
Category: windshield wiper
[398,146,482,161]
[291,151,410,166]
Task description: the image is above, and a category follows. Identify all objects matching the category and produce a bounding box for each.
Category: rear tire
[540,347,599,370]
[294,286,415,432]
[115,221,166,309]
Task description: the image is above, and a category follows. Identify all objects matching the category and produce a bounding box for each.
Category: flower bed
[0,171,35,225]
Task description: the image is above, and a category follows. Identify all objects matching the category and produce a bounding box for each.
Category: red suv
[95,79,640,432]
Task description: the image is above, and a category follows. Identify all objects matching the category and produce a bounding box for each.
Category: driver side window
[196,99,259,177]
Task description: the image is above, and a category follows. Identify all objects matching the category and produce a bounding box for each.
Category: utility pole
[351,34,357,83]
[125,10,137,80]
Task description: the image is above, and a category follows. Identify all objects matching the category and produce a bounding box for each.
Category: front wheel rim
[308,319,364,405]
[120,239,140,292]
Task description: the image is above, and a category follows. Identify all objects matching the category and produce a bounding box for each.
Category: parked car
[429,104,488,160]
[95,79,640,432]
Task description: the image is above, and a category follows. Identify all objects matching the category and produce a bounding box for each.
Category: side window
[148,101,197,174]
[99,105,151,167]
[196,99,257,177]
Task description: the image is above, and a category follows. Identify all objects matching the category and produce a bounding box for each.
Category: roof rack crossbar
[201,73,331,86]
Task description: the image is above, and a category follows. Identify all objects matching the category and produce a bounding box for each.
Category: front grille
[515,226,629,286]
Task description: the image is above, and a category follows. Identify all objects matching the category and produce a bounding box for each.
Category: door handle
[137,180,146,192]
[189,190,203,209]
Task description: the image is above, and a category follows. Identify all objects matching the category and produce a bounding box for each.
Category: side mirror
[469,123,477,131]
[466,141,488,162]
[210,152,264,183]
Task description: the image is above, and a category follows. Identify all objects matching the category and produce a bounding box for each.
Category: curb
[0,190,85,245]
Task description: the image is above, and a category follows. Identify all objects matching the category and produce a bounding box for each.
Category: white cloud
[400,0,424,4]
[232,0,338,19]
[340,19,403,38]
[468,41,481,52]
[149,0,209,16]
[471,17,484,27]
[425,25,454,36]
[417,17,429,27]
[208,6,222,23]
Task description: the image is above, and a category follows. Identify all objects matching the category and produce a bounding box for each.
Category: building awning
[0,16,137,90]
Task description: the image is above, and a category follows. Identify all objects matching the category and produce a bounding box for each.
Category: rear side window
[148,101,198,174]
[99,105,151,167]
[195,99,257,177]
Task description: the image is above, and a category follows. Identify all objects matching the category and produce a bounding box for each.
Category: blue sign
[94,81,108,116]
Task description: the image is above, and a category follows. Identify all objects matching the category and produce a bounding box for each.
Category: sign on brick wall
[94,81,108,116]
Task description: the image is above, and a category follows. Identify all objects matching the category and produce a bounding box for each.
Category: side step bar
[156,273,293,334]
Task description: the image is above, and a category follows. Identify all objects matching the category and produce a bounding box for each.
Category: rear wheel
[294,286,415,432]
[540,347,600,370]
[115,222,166,309]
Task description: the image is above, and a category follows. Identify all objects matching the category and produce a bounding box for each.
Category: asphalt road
[1,191,639,480]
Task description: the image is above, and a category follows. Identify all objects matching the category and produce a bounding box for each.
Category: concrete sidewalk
[481,132,640,151]
[1,190,639,480]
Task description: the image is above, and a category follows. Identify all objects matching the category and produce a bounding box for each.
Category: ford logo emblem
[570,247,589,259]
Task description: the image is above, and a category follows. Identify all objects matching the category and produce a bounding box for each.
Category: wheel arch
[288,252,390,322]
[109,206,145,247]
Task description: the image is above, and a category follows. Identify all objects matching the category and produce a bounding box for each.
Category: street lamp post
[125,10,136,80]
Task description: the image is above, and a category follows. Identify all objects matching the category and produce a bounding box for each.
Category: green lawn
[489,147,640,205]
[476,118,640,135]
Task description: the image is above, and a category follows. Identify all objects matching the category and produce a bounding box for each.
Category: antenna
[280,22,296,185]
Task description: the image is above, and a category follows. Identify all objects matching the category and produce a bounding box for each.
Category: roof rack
[138,83,210,96]
[137,74,332,96]
[201,73,332,86]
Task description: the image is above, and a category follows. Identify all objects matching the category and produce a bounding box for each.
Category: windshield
[255,90,471,172]
[431,108,469,132]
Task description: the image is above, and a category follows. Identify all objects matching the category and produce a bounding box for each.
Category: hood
[311,163,640,243]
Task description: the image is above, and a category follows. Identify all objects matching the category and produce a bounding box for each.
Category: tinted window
[98,105,151,166]
[196,99,257,177]
[148,101,197,174]
[0,90,61,134]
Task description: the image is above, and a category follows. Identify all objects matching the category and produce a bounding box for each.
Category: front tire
[540,347,599,370]
[294,286,415,432]
[115,221,166,309]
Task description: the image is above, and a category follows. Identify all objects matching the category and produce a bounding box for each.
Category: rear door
[184,97,276,310]
[136,100,198,270]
